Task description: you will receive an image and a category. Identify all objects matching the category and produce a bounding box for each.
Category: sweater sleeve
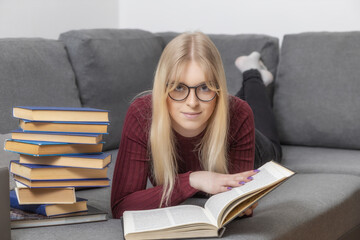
[227,97,256,173]
[111,97,198,218]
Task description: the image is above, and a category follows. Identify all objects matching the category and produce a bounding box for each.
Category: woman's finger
[225,179,246,187]
[244,208,253,216]
[220,170,259,184]
[218,170,261,193]
[250,202,258,210]
[219,186,233,193]
[233,169,260,181]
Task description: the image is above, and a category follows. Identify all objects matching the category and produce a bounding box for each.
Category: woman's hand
[189,170,259,195]
[239,202,258,217]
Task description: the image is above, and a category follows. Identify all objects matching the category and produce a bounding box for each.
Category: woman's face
[167,61,217,137]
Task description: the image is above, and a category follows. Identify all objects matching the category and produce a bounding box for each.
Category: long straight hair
[150,32,229,206]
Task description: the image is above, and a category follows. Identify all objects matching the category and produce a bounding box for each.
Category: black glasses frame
[168,83,217,102]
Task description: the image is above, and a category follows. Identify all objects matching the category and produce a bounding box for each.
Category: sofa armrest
[0,167,11,240]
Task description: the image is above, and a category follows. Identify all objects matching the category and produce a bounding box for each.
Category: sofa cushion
[76,186,111,218]
[0,38,81,134]
[281,145,360,176]
[226,173,360,239]
[11,219,123,240]
[75,148,118,218]
[156,32,279,97]
[274,32,360,149]
[13,174,360,240]
[184,173,360,240]
[59,29,164,151]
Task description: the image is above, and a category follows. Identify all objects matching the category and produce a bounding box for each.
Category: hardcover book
[19,152,112,169]
[4,139,103,156]
[13,106,109,122]
[10,205,107,229]
[123,161,295,240]
[10,190,88,217]
[10,160,108,180]
[19,119,109,133]
[13,175,110,188]
[11,129,103,144]
[14,187,76,205]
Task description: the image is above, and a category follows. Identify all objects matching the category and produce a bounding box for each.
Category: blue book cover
[64,152,111,160]
[13,106,110,122]
[13,176,111,188]
[6,150,104,157]
[14,106,109,112]
[10,190,87,216]
[5,139,104,156]
[10,160,110,170]
[12,152,111,169]
[6,151,104,157]
[8,139,77,145]
[19,129,109,135]
[13,176,110,182]
[7,139,104,145]
[21,119,110,125]
[13,175,111,188]
[12,128,103,137]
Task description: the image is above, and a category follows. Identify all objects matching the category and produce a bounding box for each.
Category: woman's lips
[182,112,201,119]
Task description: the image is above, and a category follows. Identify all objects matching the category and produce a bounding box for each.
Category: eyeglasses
[168,83,217,102]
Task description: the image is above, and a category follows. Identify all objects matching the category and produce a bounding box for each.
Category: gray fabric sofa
[1,29,360,240]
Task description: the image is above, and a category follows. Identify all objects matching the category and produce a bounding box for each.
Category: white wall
[118,0,360,42]
[0,0,119,39]
[1,0,359,41]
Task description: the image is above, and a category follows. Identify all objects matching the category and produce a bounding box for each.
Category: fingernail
[227,187,232,190]
[239,181,246,185]
[253,169,260,173]
[247,176,254,180]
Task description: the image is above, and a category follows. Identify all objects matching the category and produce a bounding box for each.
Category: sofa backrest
[59,29,280,151]
[156,32,279,97]
[273,32,360,149]
[0,38,81,134]
[59,29,164,151]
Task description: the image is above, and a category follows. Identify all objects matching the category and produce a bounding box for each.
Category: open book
[123,161,295,240]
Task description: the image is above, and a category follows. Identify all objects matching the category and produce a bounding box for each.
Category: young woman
[111,32,281,219]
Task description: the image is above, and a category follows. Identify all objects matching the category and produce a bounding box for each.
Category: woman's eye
[175,85,185,92]
[199,85,210,92]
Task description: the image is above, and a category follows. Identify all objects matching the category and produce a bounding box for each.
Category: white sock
[235,51,274,86]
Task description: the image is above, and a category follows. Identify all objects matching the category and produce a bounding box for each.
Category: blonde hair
[150,32,229,206]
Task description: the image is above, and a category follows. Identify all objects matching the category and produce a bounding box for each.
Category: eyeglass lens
[168,83,216,101]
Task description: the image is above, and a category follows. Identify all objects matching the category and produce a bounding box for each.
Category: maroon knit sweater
[111,94,255,218]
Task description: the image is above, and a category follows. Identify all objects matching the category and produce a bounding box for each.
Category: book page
[123,205,216,235]
[204,161,294,226]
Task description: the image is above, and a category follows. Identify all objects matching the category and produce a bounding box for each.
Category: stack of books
[4,106,110,218]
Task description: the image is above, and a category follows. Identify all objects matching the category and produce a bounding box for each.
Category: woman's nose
[186,88,199,107]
